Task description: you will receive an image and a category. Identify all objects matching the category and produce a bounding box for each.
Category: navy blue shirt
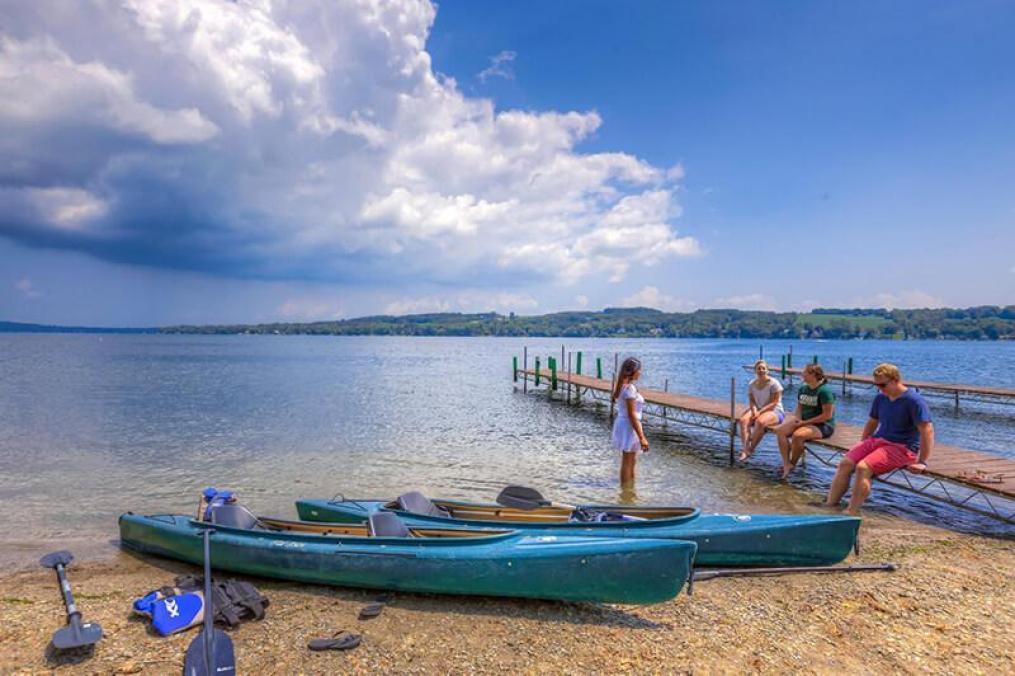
[870,389,933,451]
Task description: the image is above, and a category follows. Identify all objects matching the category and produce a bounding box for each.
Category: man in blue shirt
[824,363,934,515]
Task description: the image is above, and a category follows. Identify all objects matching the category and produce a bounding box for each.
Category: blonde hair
[873,363,901,381]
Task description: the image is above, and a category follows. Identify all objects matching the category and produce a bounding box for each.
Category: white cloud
[620,286,695,312]
[276,298,343,321]
[15,278,43,299]
[383,291,537,315]
[478,50,516,82]
[0,0,700,291]
[713,293,778,311]
[857,290,944,310]
[575,294,589,307]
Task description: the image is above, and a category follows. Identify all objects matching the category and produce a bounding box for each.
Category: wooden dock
[747,364,1015,409]
[516,365,1015,524]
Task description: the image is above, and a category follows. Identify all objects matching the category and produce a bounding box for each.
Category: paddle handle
[53,564,83,626]
[202,529,214,674]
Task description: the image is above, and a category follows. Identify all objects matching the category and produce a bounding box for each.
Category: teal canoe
[118,512,696,605]
[295,494,861,567]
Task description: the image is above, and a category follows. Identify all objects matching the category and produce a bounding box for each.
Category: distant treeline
[160,306,1015,340]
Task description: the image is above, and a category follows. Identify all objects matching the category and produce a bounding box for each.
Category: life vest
[132,576,269,636]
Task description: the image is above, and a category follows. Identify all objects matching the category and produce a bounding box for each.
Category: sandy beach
[2,514,1011,675]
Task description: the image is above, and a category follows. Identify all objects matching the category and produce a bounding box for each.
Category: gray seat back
[396,491,449,518]
[368,512,412,537]
[209,503,262,530]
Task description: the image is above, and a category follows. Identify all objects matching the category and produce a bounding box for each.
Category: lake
[1,334,1012,567]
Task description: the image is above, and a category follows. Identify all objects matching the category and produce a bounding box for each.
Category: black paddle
[688,563,898,594]
[184,529,235,676]
[39,550,103,651]
[495,485,576,511]
[495,485,647,521]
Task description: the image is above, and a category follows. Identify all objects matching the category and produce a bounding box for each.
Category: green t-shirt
[798,382,836,427]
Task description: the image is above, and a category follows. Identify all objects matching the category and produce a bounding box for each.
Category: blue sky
[2,0,1013,326]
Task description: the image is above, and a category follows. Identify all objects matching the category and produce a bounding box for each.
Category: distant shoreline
[4,305,1014,340]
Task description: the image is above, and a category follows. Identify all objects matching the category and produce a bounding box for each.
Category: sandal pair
[308,630,361,651]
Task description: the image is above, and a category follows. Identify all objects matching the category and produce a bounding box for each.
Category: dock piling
[513,356,518,383]
[610,353,619,419]
[534,357,541,387]
[567,352,573,404]
[663,378,669,424]
[596,357,602,379]
[729,377,736,466]
[576,351,582,376]
[523,347,528,393]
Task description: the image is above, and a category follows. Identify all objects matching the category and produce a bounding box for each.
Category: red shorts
[845,437,918,475]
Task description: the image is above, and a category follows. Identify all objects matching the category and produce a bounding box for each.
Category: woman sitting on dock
[611,357,650,486]
[738,360,785,462]
[775,363,836,478]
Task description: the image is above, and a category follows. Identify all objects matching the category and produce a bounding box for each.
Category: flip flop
[308,631,361,651]
[358,602,384,620]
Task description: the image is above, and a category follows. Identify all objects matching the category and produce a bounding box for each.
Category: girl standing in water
[611,357,650,485]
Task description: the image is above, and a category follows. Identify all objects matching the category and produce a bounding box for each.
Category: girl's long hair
[803,363,827,385]
[612,357,642,401]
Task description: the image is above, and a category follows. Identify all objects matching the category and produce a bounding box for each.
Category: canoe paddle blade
[183,627,235,676]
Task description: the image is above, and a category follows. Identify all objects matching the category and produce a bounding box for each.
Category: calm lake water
[1,334,1012,567]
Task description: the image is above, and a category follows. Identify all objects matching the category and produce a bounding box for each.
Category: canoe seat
[210,504,265,530]
[396,491,450,518]
[368,512,412,538]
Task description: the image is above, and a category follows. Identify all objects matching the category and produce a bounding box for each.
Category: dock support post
[610,352,619,419]
[759,345,764,360]
[576,351,582,375]
[550,357,557,393]
[567,351,572,404]
[781,355,787,379]
[729,377,736,466]
[663,378,669,425]
[535,357,541,387]
[596,357,602,379]
[523,347,528,393]
[842,360,847,396]
[813,355,819,365]
[847,357,853,374]
[513,356,518,383]
[955,390,960,411]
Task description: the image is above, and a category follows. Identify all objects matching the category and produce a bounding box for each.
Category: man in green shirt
[775,364,837,478]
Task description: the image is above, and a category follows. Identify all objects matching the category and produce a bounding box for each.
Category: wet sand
[1,515,1012,675]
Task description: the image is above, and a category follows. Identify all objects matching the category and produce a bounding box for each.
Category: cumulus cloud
[0,0,699,289]
[478,50,516,82]
[384,291,537,315]
[15,278,43,299]
[859,290,944,310]
[713,293,778,311]
[620,286,695,312]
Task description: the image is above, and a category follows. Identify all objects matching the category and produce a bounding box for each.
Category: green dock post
[813,355,819,365]
[535,358,541,386]
[513,356,518,382]
[847,357,853,374]
[576,351,583,375]
[787,352,793,368]
[781,355,786,379]
[550,358,558,391]
[596,357,602,379]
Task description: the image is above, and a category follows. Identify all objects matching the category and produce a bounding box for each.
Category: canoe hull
[118,513,695,605]
[295,499,861,567]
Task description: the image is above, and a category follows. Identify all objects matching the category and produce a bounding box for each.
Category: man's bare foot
[845,506,861,516]
[780,464,794,479]
[813,501,842,510]
[738,449,751,462]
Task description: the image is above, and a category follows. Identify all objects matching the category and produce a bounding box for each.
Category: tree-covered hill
[159,306,1015,340]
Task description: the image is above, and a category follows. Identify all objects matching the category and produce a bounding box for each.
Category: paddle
[184,528,235,676]
[496,485,576,511]
[688,563,898,594]
[39,551,103,651]
[495,485,648,521]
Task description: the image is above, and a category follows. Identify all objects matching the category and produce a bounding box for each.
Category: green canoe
[295,492,861,567]
[118,511,696,605]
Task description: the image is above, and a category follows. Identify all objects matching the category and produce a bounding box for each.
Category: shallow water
[0,334,1011,567]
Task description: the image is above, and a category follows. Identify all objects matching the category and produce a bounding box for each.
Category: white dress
[611,383,645,453]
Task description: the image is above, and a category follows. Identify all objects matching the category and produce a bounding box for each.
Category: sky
[1,0,1013,327]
